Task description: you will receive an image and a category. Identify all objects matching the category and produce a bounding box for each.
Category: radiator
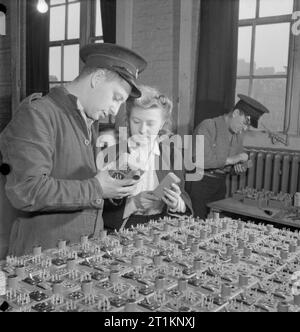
[226,149,300,197]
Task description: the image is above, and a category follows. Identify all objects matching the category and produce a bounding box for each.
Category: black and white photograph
[0,0,300,315]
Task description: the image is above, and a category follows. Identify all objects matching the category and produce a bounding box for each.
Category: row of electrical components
[1,215,300,312]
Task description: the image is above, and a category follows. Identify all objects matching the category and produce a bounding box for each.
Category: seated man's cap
[80,43,147,98]
[234,94,270,128]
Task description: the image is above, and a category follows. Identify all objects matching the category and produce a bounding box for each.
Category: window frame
[237,0,297,133]
[49,0,104,87]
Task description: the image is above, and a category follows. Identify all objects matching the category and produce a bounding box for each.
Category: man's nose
[242,124,249,131]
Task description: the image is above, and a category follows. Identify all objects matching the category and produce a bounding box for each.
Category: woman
[103,85,193,231]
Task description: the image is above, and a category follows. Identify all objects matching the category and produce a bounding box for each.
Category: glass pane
[68,2,80,39]
[252,78,287,131]
[0,12,6,36]
[94,39,104,44]
[50,0,65,5]
[239,0,256,19]
[259,0,293,17]
[235,79,250,102]
[254,23,290,75]
[95,0,103,36]
[237,27,252,76]
[49,46,61,82]
[64,44,79,81]
[50,5,66,41]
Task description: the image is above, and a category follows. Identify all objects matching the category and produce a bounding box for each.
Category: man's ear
[91,69,106,88]
[232,109,240,118]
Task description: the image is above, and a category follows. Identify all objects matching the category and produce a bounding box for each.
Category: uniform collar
[48,86,78,112]
[48,86,95,126]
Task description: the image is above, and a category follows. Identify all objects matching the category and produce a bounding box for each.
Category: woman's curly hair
[125,85,173,137]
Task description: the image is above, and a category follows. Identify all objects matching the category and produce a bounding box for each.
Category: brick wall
[132,0,179,103]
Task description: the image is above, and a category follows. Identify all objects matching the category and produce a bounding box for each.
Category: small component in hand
[109,168,143,181]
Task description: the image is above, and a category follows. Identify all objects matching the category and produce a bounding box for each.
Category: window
[49,0,103,89]
[91,0,103,43]
[236,0,296,132]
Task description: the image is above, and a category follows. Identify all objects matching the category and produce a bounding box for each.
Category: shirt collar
[76,99,94,128]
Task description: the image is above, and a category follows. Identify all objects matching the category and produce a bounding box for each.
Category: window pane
[254,23,290,75]
[236,79,250,102]
[50,0,65,5]
[68,2,80,39]
[49,46,61,82]
[239,0,256,19]
[237,27,252,76]
[64,44,79,81]
[252,78,287,131]
[50,5,66,41]
[94,39,104,44]
[0,11,6,35]
[95,0,103,36]
[259,0,293,17]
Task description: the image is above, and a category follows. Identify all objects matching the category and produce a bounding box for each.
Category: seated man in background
[102,85,193,231]
[0,43,147,256]
[187,94,269,219]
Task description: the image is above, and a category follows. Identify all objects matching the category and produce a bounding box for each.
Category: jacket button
[84,139,90,146]
[96,199,102,205]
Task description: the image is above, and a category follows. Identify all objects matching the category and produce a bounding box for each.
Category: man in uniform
[0,43,147,256]
[188,94,269,219]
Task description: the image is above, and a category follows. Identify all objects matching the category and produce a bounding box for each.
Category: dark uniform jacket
[0,87,104,256]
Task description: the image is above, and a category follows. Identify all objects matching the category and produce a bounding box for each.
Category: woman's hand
[162,183,182,210]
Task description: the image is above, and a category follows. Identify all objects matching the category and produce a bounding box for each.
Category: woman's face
[129,106,165,144]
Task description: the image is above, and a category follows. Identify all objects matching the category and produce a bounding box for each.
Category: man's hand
[134,191,164,211]
[226,153,248,165]
[95,170,139,199]
[234,163,248,174]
